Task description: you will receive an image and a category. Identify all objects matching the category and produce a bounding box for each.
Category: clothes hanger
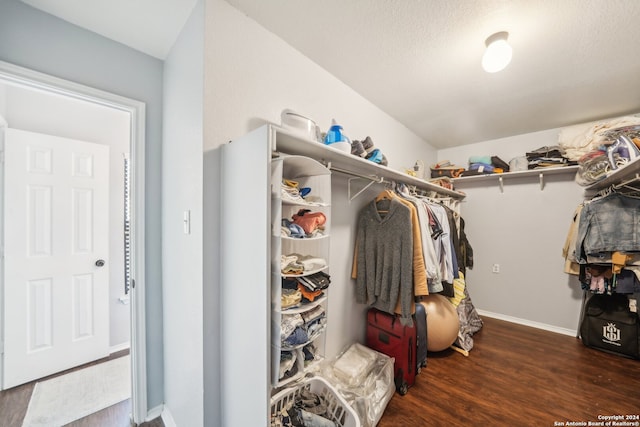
[375,180,397,202]
[590,185,613,201]
[374,189,394,202]
[612,174,640,198]
[374,181,398,214]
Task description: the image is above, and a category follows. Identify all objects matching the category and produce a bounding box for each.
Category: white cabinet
[220,125,332,426]
[220,125,271,427]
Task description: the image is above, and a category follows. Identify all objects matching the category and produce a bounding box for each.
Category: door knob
[95,259,106,267]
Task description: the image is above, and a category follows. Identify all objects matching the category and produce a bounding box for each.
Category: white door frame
[0,60,148,424]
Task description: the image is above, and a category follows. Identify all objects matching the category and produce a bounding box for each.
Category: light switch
[183,210,191,235]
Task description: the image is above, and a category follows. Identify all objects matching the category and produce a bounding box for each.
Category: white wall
[1,82,131,348]
[0,84,6,116]
[204,0,437,424]
[162,1,204,426]
[204,0,435,171]
[439,129,585,333]
[204,0,437,344]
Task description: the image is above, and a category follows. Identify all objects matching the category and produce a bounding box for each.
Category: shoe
[281,183,305,203]
[606,135,640,170]
[361,136,375,154]
[278,351,296,379]
[302,343,317,361]
[351,140,367,157]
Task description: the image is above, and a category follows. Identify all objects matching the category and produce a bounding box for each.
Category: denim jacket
[575,193,640,263]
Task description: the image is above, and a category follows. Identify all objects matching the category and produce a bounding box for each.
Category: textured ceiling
[20,0,640,148]
[226,0,640,148]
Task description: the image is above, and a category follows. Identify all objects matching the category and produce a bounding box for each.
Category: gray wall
[440,128,585,334]
[162,1,204,425]
[0,0,165,409]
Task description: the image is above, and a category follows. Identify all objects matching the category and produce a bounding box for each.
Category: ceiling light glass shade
[482,32,512,73]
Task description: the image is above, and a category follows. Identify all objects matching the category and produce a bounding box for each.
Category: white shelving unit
[584,157,640,196]
[452,165,579,192]
[272,125,465,199]
[271,155,331,388]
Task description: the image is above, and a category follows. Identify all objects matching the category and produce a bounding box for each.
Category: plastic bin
[271,376,360,427]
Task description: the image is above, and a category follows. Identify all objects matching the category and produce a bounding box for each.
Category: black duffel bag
[580,293,640,359]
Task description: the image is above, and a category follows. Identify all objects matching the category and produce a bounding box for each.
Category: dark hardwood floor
[378,316,640,427]
[5,317,639,426]
[0,350,163,427]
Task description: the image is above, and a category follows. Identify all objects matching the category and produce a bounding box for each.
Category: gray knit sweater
[355,198,413,322]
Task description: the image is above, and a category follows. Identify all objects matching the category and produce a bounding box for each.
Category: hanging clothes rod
[327,163,464,203]
[328,165,385,201]
[593,173,640,199]
[328,165,385,183]
[613,172,640,190]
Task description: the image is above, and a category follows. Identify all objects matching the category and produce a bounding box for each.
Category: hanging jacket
[575,193,640,262]
[458,217,473,272]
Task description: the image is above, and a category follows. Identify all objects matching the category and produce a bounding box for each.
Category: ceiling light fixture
[482,31,512,73]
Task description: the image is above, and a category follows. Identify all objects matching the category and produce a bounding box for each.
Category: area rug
[22,355,130,427]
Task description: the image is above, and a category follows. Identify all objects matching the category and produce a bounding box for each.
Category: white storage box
[271,376,360,427]
[315,343,395,427]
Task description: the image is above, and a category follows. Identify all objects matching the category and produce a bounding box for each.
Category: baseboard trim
[161,406,177,427]
[477,309,577,337]
[110,342,131,354]
[146,404,164,423]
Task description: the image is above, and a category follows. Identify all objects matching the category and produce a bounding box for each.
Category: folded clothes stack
[575,126,640,186]
[281,309,327,348]
[297,271,331,291]
[525,145,573,169]
[280,179,327,206]
[456,155,511,177]
[282,274,329,305]
[430,160,466,178]
[281,254,328,275]
[281,288,303,310]
[281,218,325,239]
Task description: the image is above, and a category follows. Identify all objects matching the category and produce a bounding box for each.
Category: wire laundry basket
[271,376,360,427]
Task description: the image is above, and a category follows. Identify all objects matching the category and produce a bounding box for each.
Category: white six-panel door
[3,128,110,389]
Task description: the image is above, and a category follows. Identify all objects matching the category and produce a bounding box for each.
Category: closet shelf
[276,370,304,389]
[281,199,330,207]
[281,234,329,242]
[452,165,579,192]
[281,324,327,351]
[270,125,465,199]
[282,265,329,278]
[585,157,640,195]
[280,295,328,314]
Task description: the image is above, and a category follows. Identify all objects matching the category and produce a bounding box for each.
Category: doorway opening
[0,61,147,424]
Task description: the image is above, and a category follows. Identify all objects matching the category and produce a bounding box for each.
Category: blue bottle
[324,119,344,145]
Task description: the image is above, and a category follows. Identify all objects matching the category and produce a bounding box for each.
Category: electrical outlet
[492,264,500,274]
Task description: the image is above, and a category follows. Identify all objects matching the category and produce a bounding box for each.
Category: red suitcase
[366,308,416,395]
